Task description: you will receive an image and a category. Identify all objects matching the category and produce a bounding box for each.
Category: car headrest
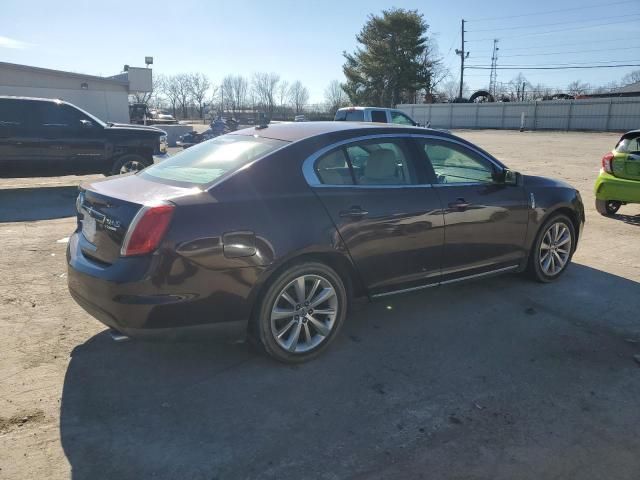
[426,145,451,163]
[364,149,397,179]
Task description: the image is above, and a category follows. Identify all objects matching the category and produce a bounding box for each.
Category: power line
[468,13,640,33]
[470,60,640,66]
[467,18,640,42]
[467,0,638,22]
[489,46,640,58]
[466,64,640,70]
[492,38,640,51]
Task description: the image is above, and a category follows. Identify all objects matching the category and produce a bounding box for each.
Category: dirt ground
[0,130,639,480]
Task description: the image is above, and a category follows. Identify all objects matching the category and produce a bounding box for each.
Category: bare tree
[567,80,591,97]
[438,78,469,101]
[621,69,640,86]
[252,72,280,116]
[324,80,348,114]
[172,74,192,119]
[221,75,249,115]
[276,80,292,119]
[290,80,309,115]
[157,74,180,117]
[187,73,211,119]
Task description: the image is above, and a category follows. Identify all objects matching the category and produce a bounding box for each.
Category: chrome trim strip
[301,133,504,187]
[439,265,519,285]
[371,281,438,298]
[371,264,519,298]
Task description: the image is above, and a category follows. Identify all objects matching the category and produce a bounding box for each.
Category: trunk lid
[77,173,198,264]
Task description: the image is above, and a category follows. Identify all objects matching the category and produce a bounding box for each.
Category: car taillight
[602,152,614,173]
[121,204,174,256]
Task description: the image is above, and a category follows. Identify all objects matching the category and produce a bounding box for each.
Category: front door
[415,137,529,281]
[308,136,445,295]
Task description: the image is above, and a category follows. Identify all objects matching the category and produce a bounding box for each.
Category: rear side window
[334,110,364,121]
[315,149,354,185]
[370,110,387,123]
[0,99,31,127]
[616,136,640,154]
[345,139,418,185]
[38,103,86,128]
[142,135,287,185]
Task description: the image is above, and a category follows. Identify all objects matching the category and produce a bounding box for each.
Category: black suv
[0,96,168,177]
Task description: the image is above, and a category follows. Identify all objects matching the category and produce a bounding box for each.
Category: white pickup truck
[334,107,426,127]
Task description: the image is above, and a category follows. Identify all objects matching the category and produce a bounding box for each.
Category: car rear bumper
[594,170,640,203]
[67,232,263,340]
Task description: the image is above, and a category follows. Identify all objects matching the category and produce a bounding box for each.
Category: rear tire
[251,261,348,363]
[108,154,151,176]
[527,214,575,283]
[595,199,621,216]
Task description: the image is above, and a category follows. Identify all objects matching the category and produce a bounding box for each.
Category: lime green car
[594,130,640,215]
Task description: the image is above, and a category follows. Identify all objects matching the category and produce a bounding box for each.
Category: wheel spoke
[281,291,297,307]
[272,307,296,320]
[552,250,564,267]
[311,308,335,316]
[307,315,330,336]
[540,241,551,250]
[309,287,335,308]
[303,323,313,344]
[305,278,321,304]
[541,252,552,273]
[556,234,570,247]
[294,277,306,304]
[284,322,302,351]
[276,319,296,339]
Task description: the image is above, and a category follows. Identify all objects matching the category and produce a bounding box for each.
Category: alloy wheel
[270,274,338,353]
[119,160,146,174]
[539,222,572,276]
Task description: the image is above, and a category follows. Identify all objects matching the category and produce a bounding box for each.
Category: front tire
[108,154,151,176]
[527,214,576,283]
[252,262,348,363]
[595,199,621,216]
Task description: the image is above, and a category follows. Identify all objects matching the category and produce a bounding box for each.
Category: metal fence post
[501,103,506,129]
[605,99,613,131]
[475,103,480,129]
[449,103,454,129]
[533,101,538,131]
[566,101,573,131]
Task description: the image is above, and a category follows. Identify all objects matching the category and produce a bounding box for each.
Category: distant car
[334,106,420,126]
[0,96,168,177]
[68,122,584,363]
[594,130,640,215]
[294,115,306,122]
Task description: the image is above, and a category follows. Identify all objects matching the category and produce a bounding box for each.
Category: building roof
[614,81,640,94]
[0,61,128,86]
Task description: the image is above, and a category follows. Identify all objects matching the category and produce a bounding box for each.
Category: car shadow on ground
[0,186,78,222]
[60,263,640,480]
[612,212,640,227]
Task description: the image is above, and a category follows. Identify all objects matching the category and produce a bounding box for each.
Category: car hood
[522,174,573,189]
[106,123,166,135]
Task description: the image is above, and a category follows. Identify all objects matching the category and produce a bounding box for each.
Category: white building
[0,62,152,123]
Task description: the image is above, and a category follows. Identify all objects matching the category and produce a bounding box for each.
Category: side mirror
[80,119,93,129]
[503,169,520,186]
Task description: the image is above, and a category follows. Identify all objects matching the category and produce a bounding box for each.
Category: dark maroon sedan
[68,122,584,362]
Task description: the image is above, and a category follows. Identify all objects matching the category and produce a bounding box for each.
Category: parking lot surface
[1,130,639,480]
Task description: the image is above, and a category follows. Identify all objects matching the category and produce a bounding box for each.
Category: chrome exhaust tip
[109,329,130,342]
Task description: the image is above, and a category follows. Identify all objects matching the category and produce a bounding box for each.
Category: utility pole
[489,39,499,99]
[455,19,469,100]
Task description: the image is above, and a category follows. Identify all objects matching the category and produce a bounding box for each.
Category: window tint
[38,103,85,128]
[370,110,388,123]
[421,140,496,184]
[345,139,417,185]
[142,135,287,185]
[0,99,31,127]
[315,149,354,185]
[391,111,414,125]
[345,110,364,121]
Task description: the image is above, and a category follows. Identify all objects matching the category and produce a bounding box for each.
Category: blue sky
[1,0,639,102]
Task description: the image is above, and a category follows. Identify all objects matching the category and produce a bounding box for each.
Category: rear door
[36,102,105,173]
[415,137,529,281]
[307,135,444,295]
[0,99,41,175]
[614,133,640,181]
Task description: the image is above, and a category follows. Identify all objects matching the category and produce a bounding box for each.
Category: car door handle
[448,198,470,211]
[339,207,369,218]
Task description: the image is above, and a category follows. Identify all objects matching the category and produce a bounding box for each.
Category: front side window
[420,140,497,184]
[391,111,414,125]
[370,110,388,123]
[38,103,86,128]
[143,134,287,185]
[345,139,417,185]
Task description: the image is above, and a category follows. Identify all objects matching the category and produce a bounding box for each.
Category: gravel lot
[1,130,639,480]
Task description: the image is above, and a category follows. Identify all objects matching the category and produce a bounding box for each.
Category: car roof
[336,106,401,111]
[230,121,431,142]
[0,95,65,103]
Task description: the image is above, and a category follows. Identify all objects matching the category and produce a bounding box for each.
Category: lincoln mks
[67,122,584,362]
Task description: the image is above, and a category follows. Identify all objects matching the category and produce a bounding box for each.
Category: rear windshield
[616,135,640,154]
[334,110,364,121]
[142,135,287,185]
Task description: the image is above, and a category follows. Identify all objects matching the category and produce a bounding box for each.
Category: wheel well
[547,207,581,249]
[114,147,153,161]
